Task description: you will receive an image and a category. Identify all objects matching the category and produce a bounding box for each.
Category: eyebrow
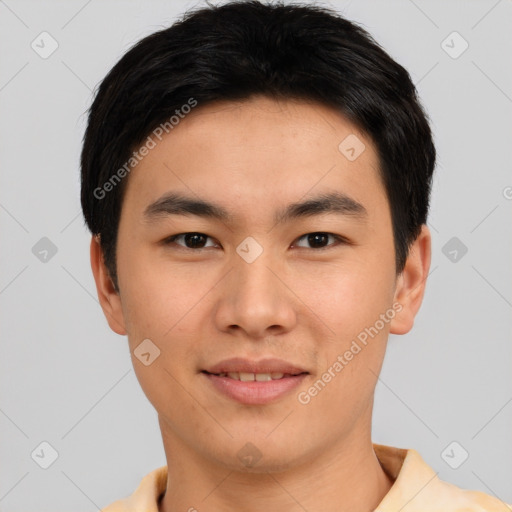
[143,191,367,225]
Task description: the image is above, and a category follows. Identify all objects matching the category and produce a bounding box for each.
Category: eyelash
[162,232,349,251]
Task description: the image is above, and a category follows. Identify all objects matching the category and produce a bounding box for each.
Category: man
[80,1,509,510]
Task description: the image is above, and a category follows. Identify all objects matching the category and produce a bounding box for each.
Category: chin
[205,436,311,475]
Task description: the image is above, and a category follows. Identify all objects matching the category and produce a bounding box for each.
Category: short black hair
[81,0,436,291]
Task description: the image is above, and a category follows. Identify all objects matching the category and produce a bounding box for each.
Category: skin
[91,95,431,512]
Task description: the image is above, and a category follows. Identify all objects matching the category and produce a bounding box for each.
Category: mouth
[203,357,309,376]
[201,371,306,381]
[201,358,309,405]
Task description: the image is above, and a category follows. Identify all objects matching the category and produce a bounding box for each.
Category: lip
[203,372,308,405]
[202,357,309,405]
[204,357,308,375]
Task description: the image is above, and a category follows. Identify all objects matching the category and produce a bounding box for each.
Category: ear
[390,224,431,335]
[90,235,127,336]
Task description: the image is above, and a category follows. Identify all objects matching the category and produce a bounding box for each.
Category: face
[92,95,430,472]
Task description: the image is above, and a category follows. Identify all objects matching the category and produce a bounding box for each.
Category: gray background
[1,0,511,510]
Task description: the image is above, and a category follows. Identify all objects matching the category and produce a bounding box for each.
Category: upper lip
[203,357,309,375]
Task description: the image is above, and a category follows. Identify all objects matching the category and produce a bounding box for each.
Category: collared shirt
[100,443,510,511]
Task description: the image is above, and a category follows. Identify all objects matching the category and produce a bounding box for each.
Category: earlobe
[90,235,127,336]
[390,225,431,335]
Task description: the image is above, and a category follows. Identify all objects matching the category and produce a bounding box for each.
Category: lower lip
[202,372,308,405]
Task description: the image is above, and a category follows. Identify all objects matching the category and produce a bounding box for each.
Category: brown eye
[294,232,345,250]
[164,232,217,249]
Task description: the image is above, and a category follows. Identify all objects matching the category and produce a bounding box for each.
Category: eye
[163,232,218,250]
[163,231,348,251]
[293,232,347,250]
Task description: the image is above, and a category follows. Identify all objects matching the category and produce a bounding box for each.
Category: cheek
[291,258,396,341]
[117,249,220,379]
[116,253,170,348]
[118,253,205,410]
[296,270,393,424]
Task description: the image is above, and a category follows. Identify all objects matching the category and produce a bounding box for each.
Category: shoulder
[100,466,167,512]
[374,444,510,511]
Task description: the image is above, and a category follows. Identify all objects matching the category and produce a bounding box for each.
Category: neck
[158,423,394,512]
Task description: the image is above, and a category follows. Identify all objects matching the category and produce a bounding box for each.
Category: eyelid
[163,231,350,251]
[163,233,219,249]
[293,232,349,250]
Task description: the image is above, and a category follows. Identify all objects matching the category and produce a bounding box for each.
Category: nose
[213,250,297,340]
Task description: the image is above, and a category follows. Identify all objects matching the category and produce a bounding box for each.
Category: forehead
[121,96,387,224]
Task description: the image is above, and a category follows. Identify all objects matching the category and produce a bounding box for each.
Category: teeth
[220,372,286,381]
